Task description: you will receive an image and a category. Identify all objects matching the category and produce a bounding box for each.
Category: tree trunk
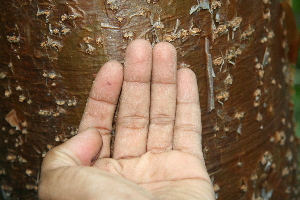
[0,0,298,199]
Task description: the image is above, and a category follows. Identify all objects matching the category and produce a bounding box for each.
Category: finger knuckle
[150,114,174,125]
[174,124,200,133]
[119,115,148,130]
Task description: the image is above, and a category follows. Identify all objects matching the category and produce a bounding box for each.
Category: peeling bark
[0,0,298,199]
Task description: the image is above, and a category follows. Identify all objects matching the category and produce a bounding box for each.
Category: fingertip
[102,60,123,71]
[73,127,103,165]
[153,42,177,63]
[79,127,103,164]
[89,60,123,105]
[128,39,152,49]
[126,39,152,57]
[43,127,103,169]
[79,127,103,142]
[124,39,153,82]
[153,41,177,55]
[125,39,152,65]
[151,42,177,84]
[177,68,197,88]
[177,67,196,80]
[177,68,199,103]
[62,127,103,166]
[96,60,123,82]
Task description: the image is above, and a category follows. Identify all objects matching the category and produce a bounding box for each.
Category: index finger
[78,61,123,158]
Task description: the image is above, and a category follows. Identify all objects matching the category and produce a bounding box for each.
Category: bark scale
[0,0,298,199]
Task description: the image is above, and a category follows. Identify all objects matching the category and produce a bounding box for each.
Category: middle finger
[113,39,152,159]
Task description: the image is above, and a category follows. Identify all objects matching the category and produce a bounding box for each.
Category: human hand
[38,39,215,200]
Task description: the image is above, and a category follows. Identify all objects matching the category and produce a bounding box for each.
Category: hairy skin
[38,39,215,200]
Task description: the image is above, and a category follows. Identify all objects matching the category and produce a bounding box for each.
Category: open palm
[39,39,214,200]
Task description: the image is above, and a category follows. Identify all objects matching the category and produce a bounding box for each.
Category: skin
[38,39,215,200]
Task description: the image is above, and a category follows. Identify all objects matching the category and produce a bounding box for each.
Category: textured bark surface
[0,0,298,199]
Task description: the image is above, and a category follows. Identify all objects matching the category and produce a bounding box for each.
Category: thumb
[42,127,103,170]
[39,128,155,200]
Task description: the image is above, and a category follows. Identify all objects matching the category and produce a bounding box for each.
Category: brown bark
[0,0,298,199]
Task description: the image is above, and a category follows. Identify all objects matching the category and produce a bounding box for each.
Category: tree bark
[0,0,298,199]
